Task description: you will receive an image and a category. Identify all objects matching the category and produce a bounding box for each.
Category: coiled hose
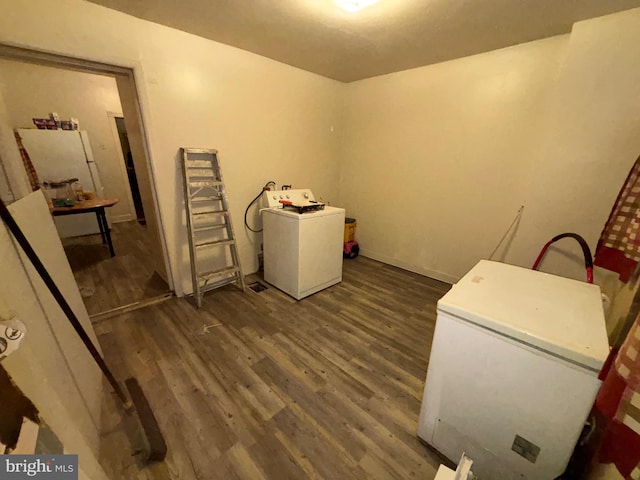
[532,232,594,283]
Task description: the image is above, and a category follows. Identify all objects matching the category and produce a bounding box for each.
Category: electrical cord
[489,205,524,260]
[244,181,276,233]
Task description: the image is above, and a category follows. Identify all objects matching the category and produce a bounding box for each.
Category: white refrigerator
[18,129,105,238]
[418,260,610,479]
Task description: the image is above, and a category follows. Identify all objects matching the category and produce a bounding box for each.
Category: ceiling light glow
[334,0,381,12]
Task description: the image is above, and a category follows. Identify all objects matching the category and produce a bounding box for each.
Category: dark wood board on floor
[97,256,450,480]
[62,221,170,316]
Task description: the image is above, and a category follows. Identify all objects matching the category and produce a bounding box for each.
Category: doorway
[112,115,145,224]
[0,45,173,318]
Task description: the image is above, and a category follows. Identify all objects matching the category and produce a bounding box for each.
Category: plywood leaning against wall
[0,191,107,480]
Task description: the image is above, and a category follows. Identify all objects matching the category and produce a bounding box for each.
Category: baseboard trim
[360,249,458,285]
[110,213,134,224]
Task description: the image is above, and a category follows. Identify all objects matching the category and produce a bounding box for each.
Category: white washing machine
[418,260,610,479]
[261,189,345,300]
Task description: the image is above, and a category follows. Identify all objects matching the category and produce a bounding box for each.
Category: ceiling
[87,0,640,82]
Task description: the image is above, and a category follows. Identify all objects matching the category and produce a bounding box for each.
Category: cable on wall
[244,181,276,233]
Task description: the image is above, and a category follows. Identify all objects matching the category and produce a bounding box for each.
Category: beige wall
[588,463,624,480]
[0,0,344,296]
[1,191,107,479]
[2,0,639,295]
[341,7,640,285]
[341,35,569,282]
[0,59,134,222]
[503,8,640,282]
[0,89,31,202]
[0,158,10,202]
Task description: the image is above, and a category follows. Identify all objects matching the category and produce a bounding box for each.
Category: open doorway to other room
[0,51,172,318]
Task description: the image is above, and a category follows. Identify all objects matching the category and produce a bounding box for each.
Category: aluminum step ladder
[180,148,245,307]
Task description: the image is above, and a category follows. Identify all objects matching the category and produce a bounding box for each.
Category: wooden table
[50,198,119,257]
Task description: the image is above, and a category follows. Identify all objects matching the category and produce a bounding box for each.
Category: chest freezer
[418,260,609,479]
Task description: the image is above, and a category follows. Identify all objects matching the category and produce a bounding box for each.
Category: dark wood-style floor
[62,221,170,316]
[96,257,451,479]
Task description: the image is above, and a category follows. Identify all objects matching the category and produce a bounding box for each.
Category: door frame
[106,111,136,222]
[0,43,174,290]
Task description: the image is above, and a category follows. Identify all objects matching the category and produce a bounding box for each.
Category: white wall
[341,35,570,282]
[504,8,640,282]
[342,7,640,284]
[0,59,134,222]
[1,191,107,480]
[0,0,344,296]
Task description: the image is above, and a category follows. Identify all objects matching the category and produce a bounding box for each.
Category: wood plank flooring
[62,221,170,316]
[96,257,451,479]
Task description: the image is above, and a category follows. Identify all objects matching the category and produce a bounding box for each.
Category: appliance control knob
[304,192,309,199]
[286,195,290,199]
[272,195,277,200]
[279,195,284,199]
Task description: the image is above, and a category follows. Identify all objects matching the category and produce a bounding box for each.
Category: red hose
[532,240,553,271]
[532,233,594,284]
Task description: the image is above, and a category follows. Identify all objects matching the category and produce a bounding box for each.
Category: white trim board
[359,249,458,285]
[109,213,134,224]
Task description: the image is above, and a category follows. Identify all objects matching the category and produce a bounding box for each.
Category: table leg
[98,208,115,257]
[96,211,107,244]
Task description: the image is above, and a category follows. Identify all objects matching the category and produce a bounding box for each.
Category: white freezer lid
[262,205,345,220]
[437,260,609,372]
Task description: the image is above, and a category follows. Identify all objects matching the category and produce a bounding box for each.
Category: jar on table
[72,181,84,202]
[48,181,76,207]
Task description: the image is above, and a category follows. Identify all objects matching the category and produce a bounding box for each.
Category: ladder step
[199,276,240,294]
[184,148,218,155]
[195,239,235,249]
[193,223,227,233]
[190,180,223,188]
[187,169,216,178]
[191,196,220,203]
[198,266,240,283]
[186,159,214,168]
[193,209,227,216]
